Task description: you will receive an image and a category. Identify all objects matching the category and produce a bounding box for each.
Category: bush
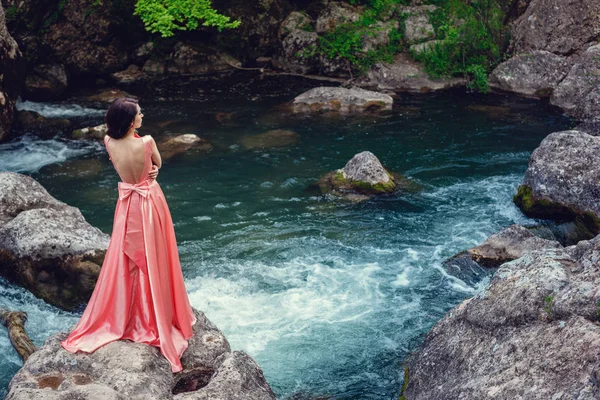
[134,0,240,38]
[413,0,506,92]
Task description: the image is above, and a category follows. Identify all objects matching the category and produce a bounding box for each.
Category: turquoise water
[0,76,570,399]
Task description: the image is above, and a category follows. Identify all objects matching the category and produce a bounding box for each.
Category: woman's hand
[148,165,159,181]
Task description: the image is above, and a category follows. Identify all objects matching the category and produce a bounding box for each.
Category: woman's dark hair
[105,97,139,139]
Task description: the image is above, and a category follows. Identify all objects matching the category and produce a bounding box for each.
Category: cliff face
[0,2,22,142]
[490,0,600,124]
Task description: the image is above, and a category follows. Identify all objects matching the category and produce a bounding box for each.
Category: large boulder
[489,50,571,98]
[514,130,600,237]
[403,237,600,399]
[551,44,600,123]
[0,172,109,311]
[360,54,465,92]
[7,308,277,400]
[24,64,68,101]
[509,0,600,55]
[0,2,23,143]
[293,86,393,113]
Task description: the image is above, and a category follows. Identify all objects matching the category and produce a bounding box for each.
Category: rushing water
[0,75,571,399]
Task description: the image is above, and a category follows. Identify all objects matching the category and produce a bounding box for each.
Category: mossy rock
[514,185,600,236]
[318,169,420,200]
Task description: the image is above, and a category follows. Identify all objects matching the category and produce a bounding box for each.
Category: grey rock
[293,86,393,113]
[0,2,22,143]
[466,224,563,267]
[273,13,319,75]
[167,42,240,75]
[360,54,465,92]
[316,151,420,201]
[175,352,276,400]
[110,64,144,84]
[404,14,435,44]
[143,59,167,75]
[509,0,600,55]
[315,2,361,34]
[0,172,109,311]
[158,134,213,160]
[362,21,399,52]
[514,130,600,236]
[405,237,600,399]
[180,311,231,371]
[342,151,391,186]
[7,309,274,400]
[24,64,69,101]
[489,50,571,97]
[551,44,600,122]
[409,40,443,55]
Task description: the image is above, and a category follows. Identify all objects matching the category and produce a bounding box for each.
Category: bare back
[104,135,151,184]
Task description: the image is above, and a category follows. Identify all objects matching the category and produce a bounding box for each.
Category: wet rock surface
[7,308,276,400]
[0,172,109,311]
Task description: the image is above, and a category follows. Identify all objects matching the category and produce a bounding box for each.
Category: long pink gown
[61,133,197,373]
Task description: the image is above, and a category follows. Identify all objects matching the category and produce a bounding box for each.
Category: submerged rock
[6,308,276,400]
[513,130,600,236]
[158,134,213,160]
[489,50,571,98]
[293,87,393,113]
[239,129,299,150]
[318,151,418,200]
[0,172,108,311]
[404,237,600,399]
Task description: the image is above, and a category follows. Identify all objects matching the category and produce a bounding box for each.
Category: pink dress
[61,133,197,373]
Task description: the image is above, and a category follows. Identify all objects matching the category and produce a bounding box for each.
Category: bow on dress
[118,180,153,201]
[117,179,155,276]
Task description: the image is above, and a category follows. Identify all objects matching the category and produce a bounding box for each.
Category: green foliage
[596,300,600,317]
[4,6,23,23]
[134,0,241,38]
[544,295,554,319]
[413,0,506,92]
[40,0,67,32]
[314,8,404,75]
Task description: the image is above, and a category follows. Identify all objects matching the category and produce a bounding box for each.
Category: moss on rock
[514,184,600,236]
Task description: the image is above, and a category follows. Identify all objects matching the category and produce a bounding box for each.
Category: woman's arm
[149,136,162,169]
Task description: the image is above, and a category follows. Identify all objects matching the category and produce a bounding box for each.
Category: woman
[61,97,197,373]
